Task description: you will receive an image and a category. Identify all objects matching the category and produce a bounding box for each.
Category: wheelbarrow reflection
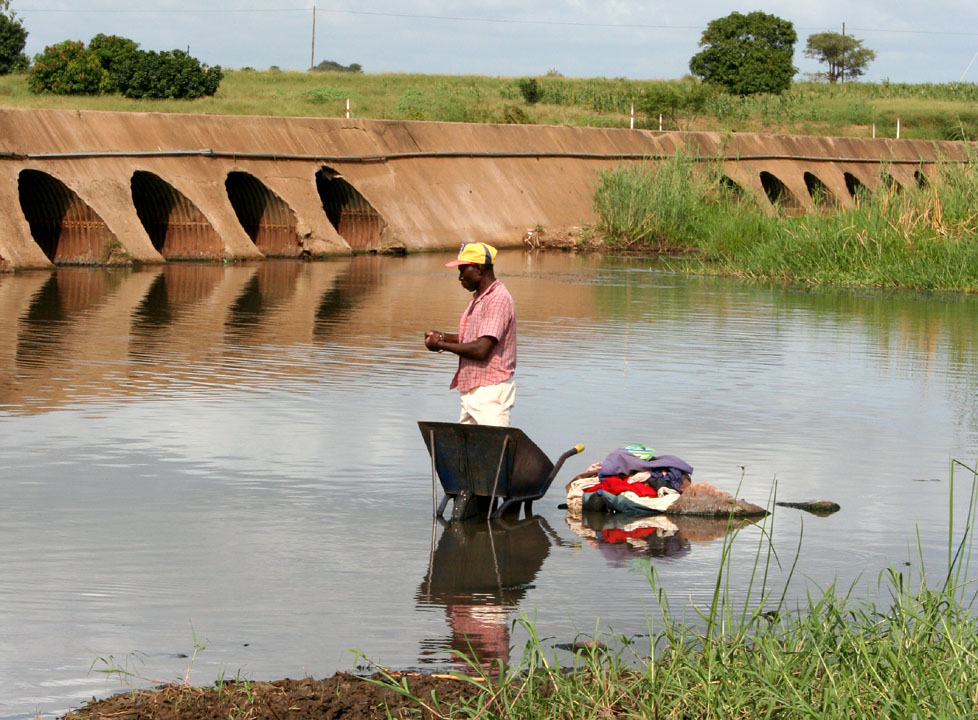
[419,421,583,521]
[415,515,560,670]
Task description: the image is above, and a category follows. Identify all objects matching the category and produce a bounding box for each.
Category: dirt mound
[669,482,767,517]
[63,672,483,720]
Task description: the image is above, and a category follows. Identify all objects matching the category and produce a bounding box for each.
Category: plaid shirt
[450,279,516,392]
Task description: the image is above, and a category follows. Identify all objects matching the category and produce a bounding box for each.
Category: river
[1,251,976,718]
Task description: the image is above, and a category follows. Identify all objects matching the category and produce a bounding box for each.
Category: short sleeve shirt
[450,279,516,393]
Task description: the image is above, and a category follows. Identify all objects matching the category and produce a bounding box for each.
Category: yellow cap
[445,242,497,267]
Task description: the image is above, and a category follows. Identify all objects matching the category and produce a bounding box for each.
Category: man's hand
[424,330,444,352]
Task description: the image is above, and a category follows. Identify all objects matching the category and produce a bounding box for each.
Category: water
[1,252,976,718]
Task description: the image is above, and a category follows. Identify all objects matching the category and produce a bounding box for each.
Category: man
[424,242,516,426]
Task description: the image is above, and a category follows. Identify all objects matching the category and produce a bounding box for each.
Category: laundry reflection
[566,512,754,566]
[416,516,557,671]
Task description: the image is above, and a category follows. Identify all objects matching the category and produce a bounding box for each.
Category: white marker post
[659,113,663,131]
[346,99,350,119]
[896,118,901,139]
[872,123,876,139]
[630,103,634,129]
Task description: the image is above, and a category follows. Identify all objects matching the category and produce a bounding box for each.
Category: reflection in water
[15,270,125,369]
[416,516,556,670]
[2,253,978,718]
[566,512,752,567]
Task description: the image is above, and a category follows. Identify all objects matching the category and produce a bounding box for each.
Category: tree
[0,0,28,74]
[28,41,109,94]
[117,49,222,99]
[689,11,797,95]
[804,32,876,83]
[89,33,140,91]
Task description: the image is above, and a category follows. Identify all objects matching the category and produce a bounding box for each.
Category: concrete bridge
[0,107,970,270]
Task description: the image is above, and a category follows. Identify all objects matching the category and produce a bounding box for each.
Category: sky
[11,1,978,83]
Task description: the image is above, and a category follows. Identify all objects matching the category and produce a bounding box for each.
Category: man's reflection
[416,516,554,672]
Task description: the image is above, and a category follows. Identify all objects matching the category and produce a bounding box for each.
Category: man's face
[457,264,481,292]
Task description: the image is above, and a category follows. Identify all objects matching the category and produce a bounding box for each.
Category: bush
[28,35,222,99]
[111,49,222,99]
[88,33,139,91]
[29,40,109,95]
[517,77,541,104]
[312,59,362,73]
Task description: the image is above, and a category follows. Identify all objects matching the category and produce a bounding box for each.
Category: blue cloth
[598,448,694,491]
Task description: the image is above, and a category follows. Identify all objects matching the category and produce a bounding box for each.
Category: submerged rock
[776,500,841,516]
[668,482,767,517]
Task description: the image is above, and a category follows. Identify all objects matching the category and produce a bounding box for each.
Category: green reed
[593,153,978,292]
[368,462,978,719]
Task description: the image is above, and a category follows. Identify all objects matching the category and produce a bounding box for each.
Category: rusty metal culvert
[225,171,302,257]
[316,167,388,251]
[131,171,224,260]
[18,169,116,264]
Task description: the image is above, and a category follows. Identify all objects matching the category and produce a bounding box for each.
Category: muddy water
[2,252,977,718]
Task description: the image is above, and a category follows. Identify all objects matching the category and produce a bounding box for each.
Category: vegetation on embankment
[591,153,978,291]
[2,69,978,140]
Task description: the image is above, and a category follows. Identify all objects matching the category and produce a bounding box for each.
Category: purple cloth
[598,448,694,480]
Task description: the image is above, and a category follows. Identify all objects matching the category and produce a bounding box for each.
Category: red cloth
[451,280,517,393]
[602,527,658,544]
[583,475,658,498]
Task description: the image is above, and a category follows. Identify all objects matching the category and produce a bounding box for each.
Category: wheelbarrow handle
[546,443,585,485]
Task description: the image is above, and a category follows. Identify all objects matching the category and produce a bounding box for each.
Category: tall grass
[369,461,978,719]
[593,154,978,291]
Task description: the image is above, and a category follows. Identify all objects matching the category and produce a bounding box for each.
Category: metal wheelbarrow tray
[419,421,583,521]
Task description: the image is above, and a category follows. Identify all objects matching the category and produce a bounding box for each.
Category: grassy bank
[591,153,978,291]
[1,70,977,139]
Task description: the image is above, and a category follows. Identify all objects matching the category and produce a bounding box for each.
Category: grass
[1,70,978,139]
[591,153,978,292]
[367,460,978,719]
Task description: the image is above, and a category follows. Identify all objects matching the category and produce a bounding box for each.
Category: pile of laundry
[565,444,695,516]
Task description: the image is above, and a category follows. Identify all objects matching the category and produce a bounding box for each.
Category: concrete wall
[0,108,970,270]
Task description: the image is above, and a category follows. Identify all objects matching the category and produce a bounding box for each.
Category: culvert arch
[131,171,223,260]
[316,167,388,251]
[759,171,803,212]
[225,171,301,257]
[17,169,116,264]
[803,171,839,209]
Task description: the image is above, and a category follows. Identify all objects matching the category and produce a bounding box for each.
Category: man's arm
[425,330,496,360]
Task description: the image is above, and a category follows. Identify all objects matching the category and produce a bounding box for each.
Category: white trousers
[459,378,516,427]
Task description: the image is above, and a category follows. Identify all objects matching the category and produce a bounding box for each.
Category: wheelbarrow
[418,421,584,521]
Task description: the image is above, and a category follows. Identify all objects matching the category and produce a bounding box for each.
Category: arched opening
[719,174,746,200]
[225,172,302,257]
[759,171,802,211]
[131,171,223,260]
[914,170,929,189]
[878,172,902,194]
[803,171,839,209]
[18,169,116,264]
[844,172,866,199]
[316,167,389,251]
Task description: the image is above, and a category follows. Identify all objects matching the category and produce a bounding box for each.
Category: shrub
[312,59,362,73]
[518,77,541,104]
[115,49,222,99]
[28,40,109,95]
[88,33,139,91]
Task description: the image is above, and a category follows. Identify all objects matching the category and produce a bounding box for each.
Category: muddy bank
[63,672,482,720]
